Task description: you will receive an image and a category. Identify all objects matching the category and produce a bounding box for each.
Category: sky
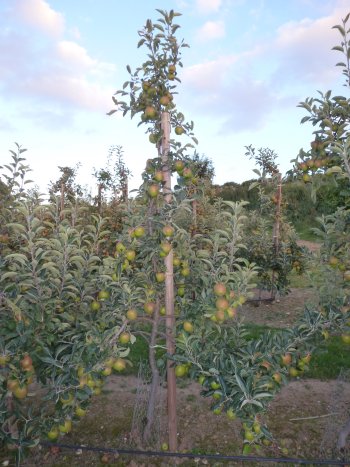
[0,0,349,195]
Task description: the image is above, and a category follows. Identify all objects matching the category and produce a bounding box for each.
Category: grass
[307,336,350,379]
[294,221,321,241]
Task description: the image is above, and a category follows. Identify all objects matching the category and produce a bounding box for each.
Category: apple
[289,367,299,377]
[156,272,166,283]
[119,332,131,345]
[101,367,112,376]
[160,306,166,316]
[7,378,19,392]
[0,354,9,366]
[341,334,350,344]
[144,106,157,120]
[159,95,171,106]
[168,64,176,74]
[227,408,236,420]
[75,406,87,417]
[175,364,187,377]
[126,309,138,321]
[149,133,158,144]
[160,242,172,255]
[162,225,174,237]
[177,286,185,297]
[174,160,184,173]
[60,392,74,405]
[144,302,156,315]
[116,242,126,253]
[226,307,237,319]
[148,184,160,198]
[173,256,181,267]
[134,226,145,238]
[181,267,190,277]
[214,283,226,297]
[59,419,72,434]
[113,358,126,372]
[47,427,59,441]
[153,170,164,182]
[281,353,292,366]
[91,300,101,312]
[215,310,225,322]
[126,250,136,262]
[182,168,193,179]
[13,385,28,399]
[161,442,169,451]
[216,298,229,311]
[183,321,194,333]
[20,354,33,370]
[272,372,282,384]
[98,290,110,301]
[175,126,184,135]
[210,381,220,390]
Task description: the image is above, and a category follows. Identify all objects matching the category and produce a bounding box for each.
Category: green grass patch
[288,270,313,288]
[307,336,350,379]
[243,323,279,340]
[295,221,320,241]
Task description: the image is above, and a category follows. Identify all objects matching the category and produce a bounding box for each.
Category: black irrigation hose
[41,441,350,465]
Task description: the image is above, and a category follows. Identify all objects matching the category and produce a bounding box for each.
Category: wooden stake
[160,111,177,452]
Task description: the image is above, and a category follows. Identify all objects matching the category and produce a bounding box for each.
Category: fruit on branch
[91,300,101,312]
[175,364,187,377]
[126,250,136,262]
[75,406,87,417]
[162,225,175,237]
[119,332,131,345]
[126,309,138,321]
[175,126,184,135]
[20,354,33,370]
[181,267,190,277]
[168,64,176,74]
[214,283,227,297]
[154,170,164,182]
[182,167,193,179]
[59,419,72,434]
[341,334,350,344]
[156,272,166,283]
[134,226,145,238]
[216,298,229,311]
[113,358,126,372]
[144,301,156,315]
[160,95,171,106]
[289,367,299,377]
[144,106,157,120]
[272,372,282,384]
[183,321,194,333]
[13,385,28,399]
[148,184,160,198]
[160,241,172,255]
[174,160,184,173]
[281,353,292,366]
[98,290,110,301]
[116,242,126,253]
[47,427,59,441]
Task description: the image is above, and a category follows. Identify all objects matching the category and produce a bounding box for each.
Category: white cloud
[0,2,117,118]
[56,41,97,70]
[196,20,225,41]
[13,0,64,37]
[196,0,222,14]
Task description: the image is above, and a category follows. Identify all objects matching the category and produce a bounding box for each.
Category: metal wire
[40,441,350,465]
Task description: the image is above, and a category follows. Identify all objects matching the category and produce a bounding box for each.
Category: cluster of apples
[208,282,244,323]
[4,353,35,400]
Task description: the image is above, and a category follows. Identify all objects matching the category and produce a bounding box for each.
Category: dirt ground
[3,241,350,467]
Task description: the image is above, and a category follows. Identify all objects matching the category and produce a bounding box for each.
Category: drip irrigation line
[41,441,350,465]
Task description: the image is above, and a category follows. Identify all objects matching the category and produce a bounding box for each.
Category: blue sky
[0,0,349,195]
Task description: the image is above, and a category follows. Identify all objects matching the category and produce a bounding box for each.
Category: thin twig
[290,412,339,421]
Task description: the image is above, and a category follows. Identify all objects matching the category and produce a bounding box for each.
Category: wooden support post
[160,111,177,452]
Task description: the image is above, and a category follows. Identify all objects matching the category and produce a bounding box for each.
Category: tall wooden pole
[272,172,282,299]
[160,111,177,451]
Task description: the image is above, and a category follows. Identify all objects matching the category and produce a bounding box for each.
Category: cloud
[271,2,350,86]
[196,0,222,14]
[12,0,64,37]
[182,3,350,134]
[0,2,117,118]
[196,20,225,41]
[56,41,97,70]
